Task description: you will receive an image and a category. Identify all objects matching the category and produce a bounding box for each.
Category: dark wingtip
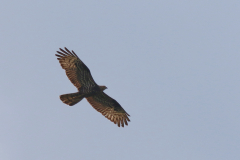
[64,47,70,52]
[58,48,63,52]
[59,48,65,52]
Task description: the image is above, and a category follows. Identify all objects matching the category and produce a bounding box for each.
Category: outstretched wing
[56,47,97,89]
[86,92,130,127]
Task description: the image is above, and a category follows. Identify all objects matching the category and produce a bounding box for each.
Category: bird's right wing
[86,92,130,127]
[56,47,97,89]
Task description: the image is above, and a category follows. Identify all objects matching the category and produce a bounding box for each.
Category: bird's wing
[56,47,97,89]
[86,92,130,127]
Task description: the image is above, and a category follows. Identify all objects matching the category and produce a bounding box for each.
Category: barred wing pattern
[56,48,97,89]
[87,92,130,127]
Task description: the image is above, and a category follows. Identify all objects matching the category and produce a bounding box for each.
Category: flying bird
[56,47,130,127]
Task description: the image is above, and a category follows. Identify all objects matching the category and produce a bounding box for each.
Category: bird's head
[99,85,107,91]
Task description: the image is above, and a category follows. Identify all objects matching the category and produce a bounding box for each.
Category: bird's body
[56,47,130,127]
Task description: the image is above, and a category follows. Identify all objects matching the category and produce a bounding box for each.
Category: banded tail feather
[60,92,85,106]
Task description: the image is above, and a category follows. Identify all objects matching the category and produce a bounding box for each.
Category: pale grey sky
[0,0,240,160]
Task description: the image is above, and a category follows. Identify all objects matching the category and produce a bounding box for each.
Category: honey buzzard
[56,47,130,127]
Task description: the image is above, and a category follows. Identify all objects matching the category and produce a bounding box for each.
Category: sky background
[0,0,240,160]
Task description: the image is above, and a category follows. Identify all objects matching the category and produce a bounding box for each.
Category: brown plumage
[56,47,130,127]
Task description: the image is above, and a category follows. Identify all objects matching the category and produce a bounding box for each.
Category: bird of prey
[55,47,130,127]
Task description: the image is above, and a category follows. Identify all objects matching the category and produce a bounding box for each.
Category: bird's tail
[60,92,85,106]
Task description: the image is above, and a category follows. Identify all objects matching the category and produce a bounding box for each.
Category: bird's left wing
[86,92,130,127]
[56,47,97,89]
